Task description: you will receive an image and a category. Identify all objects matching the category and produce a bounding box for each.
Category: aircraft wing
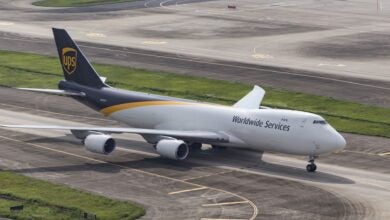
[0,124,229,143]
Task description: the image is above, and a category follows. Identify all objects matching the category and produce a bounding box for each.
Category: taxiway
[0,87,389,219]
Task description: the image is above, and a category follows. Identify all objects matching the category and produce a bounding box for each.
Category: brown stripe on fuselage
[100,100,193,116]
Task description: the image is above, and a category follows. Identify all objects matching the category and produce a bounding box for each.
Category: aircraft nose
[330,131,346,151]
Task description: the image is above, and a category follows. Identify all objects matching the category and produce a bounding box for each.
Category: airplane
[0,28,346,173]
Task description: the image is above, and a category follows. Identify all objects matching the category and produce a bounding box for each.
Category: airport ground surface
[0,0,389,219]
[0,31,389,108]
[0,0,390,107]
[0,87,389,219]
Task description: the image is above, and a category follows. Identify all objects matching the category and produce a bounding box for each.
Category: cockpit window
[313,120,327,125]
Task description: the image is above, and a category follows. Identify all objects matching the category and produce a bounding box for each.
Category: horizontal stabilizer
[233,85,265,109]
[18,88,85,97]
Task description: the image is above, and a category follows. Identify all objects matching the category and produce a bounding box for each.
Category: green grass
[0,171,145,219]
[0,50,389,138]
[33,0,137,7]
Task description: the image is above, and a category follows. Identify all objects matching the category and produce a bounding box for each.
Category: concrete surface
[1,0,390,83]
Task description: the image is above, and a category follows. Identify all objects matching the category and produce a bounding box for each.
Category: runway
[0,87,389,219]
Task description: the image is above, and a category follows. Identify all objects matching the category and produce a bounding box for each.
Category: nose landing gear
[306,156,317,172]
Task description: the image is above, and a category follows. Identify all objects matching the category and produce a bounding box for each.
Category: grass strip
[33,0,137,7]
[0,50,389,138]
[0,171,145,219]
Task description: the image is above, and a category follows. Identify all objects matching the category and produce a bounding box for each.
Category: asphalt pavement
[1,87,387,219]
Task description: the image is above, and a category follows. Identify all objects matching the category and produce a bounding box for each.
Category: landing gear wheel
[306,155,318,172]
[306,164,317,172]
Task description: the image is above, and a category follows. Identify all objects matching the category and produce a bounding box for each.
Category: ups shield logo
[62,47,77,74]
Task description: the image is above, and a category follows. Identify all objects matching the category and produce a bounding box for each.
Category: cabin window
[313,120,327,125]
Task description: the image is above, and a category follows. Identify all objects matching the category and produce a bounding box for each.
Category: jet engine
[155,139,189,160]
[84,134,116,155]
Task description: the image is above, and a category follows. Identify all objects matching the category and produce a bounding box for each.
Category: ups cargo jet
[0,28,346,172]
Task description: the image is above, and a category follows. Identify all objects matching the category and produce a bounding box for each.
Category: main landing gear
[306,156,317,172]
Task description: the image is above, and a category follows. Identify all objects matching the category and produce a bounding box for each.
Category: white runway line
[86,32,106,38]
[318,63,346,67]
[201,218,247,220]
[202,200,249,207]
[142,40,167,45]
[378,152,390,156]
[252,53,274,60]
[0,22,14,26]
[168,186,208,195]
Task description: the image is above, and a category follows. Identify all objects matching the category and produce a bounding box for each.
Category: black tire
[312,164,317,172]
[306,164,317,172]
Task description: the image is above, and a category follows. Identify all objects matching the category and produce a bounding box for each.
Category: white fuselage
[108,103,346,156]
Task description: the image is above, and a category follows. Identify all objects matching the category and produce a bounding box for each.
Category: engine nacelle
[155,139,189,160]
[84,134,116,155]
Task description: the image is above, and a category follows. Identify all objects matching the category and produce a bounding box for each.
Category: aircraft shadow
[188,149,355,184]
[12,163,123,174]
[25,136,354,184]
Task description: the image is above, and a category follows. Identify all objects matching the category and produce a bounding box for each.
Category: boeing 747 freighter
[0,28,346,172]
